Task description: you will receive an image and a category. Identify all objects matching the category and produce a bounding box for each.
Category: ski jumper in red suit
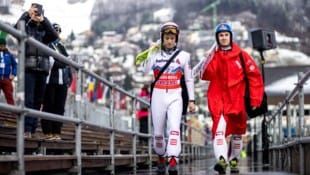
[200,42,264,161]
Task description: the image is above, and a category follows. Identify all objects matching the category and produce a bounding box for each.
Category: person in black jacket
[41,23,72,140]
[15,3,58,138]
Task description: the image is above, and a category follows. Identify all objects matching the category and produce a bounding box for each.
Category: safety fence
[0,20,209,175]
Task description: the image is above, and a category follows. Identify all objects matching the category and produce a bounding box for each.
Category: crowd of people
[0,3,266,174]
[0,3,72,140]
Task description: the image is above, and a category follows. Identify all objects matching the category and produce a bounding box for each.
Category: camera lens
[34,10,41,16]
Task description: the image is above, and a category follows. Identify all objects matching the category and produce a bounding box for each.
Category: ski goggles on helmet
[162,27,178,34]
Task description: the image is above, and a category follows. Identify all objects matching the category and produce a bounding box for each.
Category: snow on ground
[265,74,310,95]
[276,48,310,65]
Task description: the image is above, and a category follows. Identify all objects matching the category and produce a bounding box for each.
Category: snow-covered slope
[265,74,310,95]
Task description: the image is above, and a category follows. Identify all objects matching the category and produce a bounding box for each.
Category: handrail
[0,20,147,103]
[267,69,309,174]
[267,69,310,124]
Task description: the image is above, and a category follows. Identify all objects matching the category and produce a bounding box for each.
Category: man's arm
[41,17,58,44]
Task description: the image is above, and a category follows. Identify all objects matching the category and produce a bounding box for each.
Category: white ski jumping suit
[141,49,195,158]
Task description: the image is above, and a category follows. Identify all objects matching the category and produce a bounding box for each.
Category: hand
[31,13,44,22]
[252,106,257,110]
[28,6,35,16]
[29,7,44,22]
[9,75,15,81]
[150,39,161,48]
[205,50,212,56]
[188,102,196,113]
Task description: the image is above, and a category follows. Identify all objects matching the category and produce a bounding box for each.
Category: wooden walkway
[0,111,208,174]
[0,111,303,175]
[0,111,152,174]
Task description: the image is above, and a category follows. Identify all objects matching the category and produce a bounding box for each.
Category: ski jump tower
[201,0,221,29]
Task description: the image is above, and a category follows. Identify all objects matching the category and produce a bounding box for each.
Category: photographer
[15,3,58,138]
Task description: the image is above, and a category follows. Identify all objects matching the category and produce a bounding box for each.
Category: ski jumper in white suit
[141,49,195,158]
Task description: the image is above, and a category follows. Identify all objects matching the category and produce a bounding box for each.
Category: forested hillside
[92,0,309,54]
[173,0,309,54]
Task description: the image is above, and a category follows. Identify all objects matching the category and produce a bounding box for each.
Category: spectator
[200,23,264,174]
[204,123,211,145]
[0,38,17,105]
[186,115,204,145]
[136,84,150,145]
[41,23,72,140]
[15,3,58,138]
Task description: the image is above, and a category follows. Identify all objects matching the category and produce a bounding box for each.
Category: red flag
[96,83,103,99]
[70,73,77,93]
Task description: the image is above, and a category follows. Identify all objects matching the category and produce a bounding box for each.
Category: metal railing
[267,70,310,174]
[0,20,208,175]
[267,70,310,139]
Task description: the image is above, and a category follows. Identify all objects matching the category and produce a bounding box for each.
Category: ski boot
[229,158,239,174]
[214,156,227,174]
[168,156,178,175]
[157,156,166,175]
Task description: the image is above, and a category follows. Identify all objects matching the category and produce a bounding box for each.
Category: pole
[16,20,26,175]
[259,51,266,82]
[259,50,269,168]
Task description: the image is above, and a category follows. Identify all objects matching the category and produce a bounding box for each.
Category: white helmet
[160,22,179,50]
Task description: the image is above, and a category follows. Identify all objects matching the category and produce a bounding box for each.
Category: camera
[31,3,43,16]
[250,29,277,51]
